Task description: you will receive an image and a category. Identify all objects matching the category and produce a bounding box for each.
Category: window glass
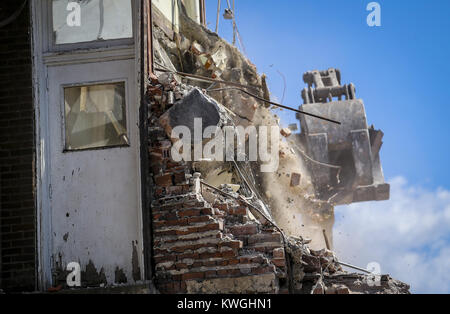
[52,0,133,45]
[64,82,128,151]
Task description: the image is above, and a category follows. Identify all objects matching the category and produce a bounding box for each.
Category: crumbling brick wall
[147,78,288,294]
[0,1,36,292]
[145,67,410,296]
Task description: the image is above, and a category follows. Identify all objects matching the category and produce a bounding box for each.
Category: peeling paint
[114,267,128,284]
[131,241,141,282]
[82,260,107,287]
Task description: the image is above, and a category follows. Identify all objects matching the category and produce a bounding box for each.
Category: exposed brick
[248,232,282,245]
[188,216,212,224]
[205,270,217,278]
[166,186,184,195]
[290,172,301,187]
[227,258,239,266]
[227,224,258,236]
[252,265,275,275]
[148,85,284,295]
[231,206,248,216]
[272,258,286,268]
[1,1,36,292]
[155,173,173,187]
[273,247,285,258]
[218,240,242,249]
[173,171,187,184]
[182,272,205,281]
[202,260,216,267]
[177,208,201,217]
[200,207,214,215]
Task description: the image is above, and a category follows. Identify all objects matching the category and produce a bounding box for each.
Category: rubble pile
[285,237,409,294]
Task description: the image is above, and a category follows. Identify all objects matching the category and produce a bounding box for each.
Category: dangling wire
[232,0,236,46]
[215,0,221,33]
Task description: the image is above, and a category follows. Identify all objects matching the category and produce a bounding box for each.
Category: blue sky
[205,0,450,293]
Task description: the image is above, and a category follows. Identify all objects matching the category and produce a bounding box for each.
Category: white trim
[46,0,136,53]
[43,46,135,67]
[133,0,145,282]
[31,0,53,290]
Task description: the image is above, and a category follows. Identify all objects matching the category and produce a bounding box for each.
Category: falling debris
[280,128,292,138]
[290,173,301,187]
[288,123,298,131]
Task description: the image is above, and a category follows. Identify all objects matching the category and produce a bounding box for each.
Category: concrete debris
[159,88,226,144]
[219,184,241,193]
[190,41,205,55]
[311,279,325,294]
[280,128,292,138]
[290,173,301,187]
[323,274,410,294]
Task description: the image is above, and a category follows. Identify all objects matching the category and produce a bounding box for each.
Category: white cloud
[333,176,450,294]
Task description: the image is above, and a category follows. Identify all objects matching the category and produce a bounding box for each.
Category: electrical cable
[207,87,341,125]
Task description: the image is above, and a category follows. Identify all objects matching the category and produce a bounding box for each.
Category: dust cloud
[255,107,335,250]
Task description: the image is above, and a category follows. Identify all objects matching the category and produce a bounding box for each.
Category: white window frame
[45,0,136,53]
[60,78,130,153]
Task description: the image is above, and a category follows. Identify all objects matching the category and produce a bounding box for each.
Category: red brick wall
[147,77,287,294]
[0,1,36,292]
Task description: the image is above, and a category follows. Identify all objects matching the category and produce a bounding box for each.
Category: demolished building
[0,0,409,294]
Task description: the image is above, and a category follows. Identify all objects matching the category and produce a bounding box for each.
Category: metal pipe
[322,229,331,250]
[215,0,221,33]
[232,0,236,45]
[336,261,372,274]
[154,65,261,89]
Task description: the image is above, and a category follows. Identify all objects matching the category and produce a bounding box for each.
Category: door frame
[31,0,144,291]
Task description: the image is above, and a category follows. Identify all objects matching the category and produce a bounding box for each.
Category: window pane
[52,0,133,45]
[64,82,128,151]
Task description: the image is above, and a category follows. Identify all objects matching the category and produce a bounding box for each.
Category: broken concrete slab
[159,88,225,144]
[281,128,292,137]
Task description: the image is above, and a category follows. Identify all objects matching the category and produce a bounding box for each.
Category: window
[64,82,128,151]
[52,0,133,45]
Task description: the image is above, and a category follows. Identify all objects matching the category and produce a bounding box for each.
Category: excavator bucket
[296,68,389,205]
